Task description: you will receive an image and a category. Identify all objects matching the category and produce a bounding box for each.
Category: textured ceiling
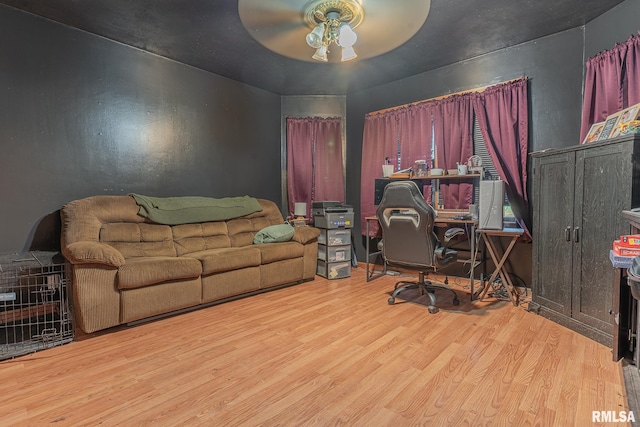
[0,0,625,95]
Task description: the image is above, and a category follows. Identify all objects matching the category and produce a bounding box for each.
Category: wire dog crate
[0,251,73,360]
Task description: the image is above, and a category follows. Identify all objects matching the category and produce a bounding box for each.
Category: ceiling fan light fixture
[302,0,364,62]
[305,23,325,49]
[341,45,357,61]
[312,45,329,62]
[338,23,357,48]
[238,0,431,63]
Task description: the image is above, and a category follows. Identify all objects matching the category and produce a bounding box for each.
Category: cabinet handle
[574,227,580,243]
[565,227,571,242]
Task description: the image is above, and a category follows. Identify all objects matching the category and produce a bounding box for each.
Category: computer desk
[364,214,481,295]
[475,227,524,306]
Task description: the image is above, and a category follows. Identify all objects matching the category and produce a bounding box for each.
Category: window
[473,117,514,220]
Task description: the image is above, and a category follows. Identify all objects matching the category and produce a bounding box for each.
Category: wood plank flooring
[0,267,630,426]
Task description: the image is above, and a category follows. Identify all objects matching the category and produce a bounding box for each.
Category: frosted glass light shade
[312,45,328,62]
[338,24,357,47]
[306,23,325,48]
[341,46,357,61]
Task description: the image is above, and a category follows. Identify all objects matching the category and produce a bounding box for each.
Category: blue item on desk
[610,249,635,269]
[453,214,472,220]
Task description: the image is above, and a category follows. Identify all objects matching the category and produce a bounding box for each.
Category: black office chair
[376,181,464,313]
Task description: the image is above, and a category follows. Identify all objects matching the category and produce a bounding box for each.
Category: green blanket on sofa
[130,194,263,225]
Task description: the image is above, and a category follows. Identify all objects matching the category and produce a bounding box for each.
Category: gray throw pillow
[253,224,295,244]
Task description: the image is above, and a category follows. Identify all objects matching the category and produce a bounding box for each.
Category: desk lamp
[292,203,308,226]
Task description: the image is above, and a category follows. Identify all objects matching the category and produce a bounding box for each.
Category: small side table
[476,227,523,306]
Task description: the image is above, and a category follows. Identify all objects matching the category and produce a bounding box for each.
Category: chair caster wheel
[388,297,395,305]
[453,298,460,306]
[428,306,439,314]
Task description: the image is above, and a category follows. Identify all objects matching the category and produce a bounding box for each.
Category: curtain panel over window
[286,117,344,218]
[580,31,640,143]
[472,78,530,237]
[360,78,529,237]
[360,111,400,237]
[433,95,474,209]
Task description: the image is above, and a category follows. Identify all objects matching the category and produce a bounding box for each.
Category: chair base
[387,272,460,313]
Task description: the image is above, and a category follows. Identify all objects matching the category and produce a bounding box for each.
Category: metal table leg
[365,217,386,282]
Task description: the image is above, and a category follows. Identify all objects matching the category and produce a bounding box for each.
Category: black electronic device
[312,201,341,209]
[312,202,352,217]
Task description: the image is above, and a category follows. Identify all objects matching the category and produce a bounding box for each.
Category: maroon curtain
[360,111,400,236]
[580,31,640,143]
[472,78,530,236]
[625,33,640,106]
[433,95,474,209]
[287,118,314,217]
[286,117,343,218]
[399,104,433,169]
[580,45,626,143]
[400,103,434,204]
[360,80,529,238]
[314,117,345,203]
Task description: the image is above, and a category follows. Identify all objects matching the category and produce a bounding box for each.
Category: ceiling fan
[238,0,431,63]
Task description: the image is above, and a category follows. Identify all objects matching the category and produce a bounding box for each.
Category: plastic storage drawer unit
[318,244,351,262]
[318,229,351,246]
[317,260,351,279]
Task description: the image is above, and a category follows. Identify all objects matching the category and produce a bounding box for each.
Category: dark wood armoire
[531,134,640,346]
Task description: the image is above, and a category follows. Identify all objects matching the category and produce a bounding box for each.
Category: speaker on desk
[478,180,504,230]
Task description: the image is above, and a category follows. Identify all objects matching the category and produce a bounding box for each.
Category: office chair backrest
[376,181,438,269]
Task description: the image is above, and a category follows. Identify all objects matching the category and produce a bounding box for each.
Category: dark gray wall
[0,6,281,252]
[584,0,640,58]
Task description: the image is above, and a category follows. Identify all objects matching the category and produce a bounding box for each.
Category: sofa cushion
[227,217,273,247]
[172,222,232,256]
[101,223,176,258]
[117,256,202,290]
[256,241,304,264]
[253,224,295,244]
[185,246,261,275]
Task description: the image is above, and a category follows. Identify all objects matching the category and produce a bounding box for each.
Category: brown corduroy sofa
[60,195,319,333]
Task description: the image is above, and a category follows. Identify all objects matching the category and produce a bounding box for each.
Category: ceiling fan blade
[239,0,313,60]
[238,0,304,29]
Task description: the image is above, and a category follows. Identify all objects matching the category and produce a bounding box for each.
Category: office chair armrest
[443,227,465,244]
[435,227,465,262]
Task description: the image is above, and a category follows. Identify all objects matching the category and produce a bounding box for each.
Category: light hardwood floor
[0,266,630,426]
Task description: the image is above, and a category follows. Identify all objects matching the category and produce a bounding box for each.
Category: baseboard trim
[536,306,612,347]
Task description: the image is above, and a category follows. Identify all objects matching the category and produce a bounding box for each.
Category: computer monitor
[374,179,425,205]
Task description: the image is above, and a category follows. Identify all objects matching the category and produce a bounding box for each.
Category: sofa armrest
[291,226,320,245]
[63,241,125,267]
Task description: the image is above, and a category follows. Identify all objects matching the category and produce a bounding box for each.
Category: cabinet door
[532,152,574,316]
[572,143,632,332]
